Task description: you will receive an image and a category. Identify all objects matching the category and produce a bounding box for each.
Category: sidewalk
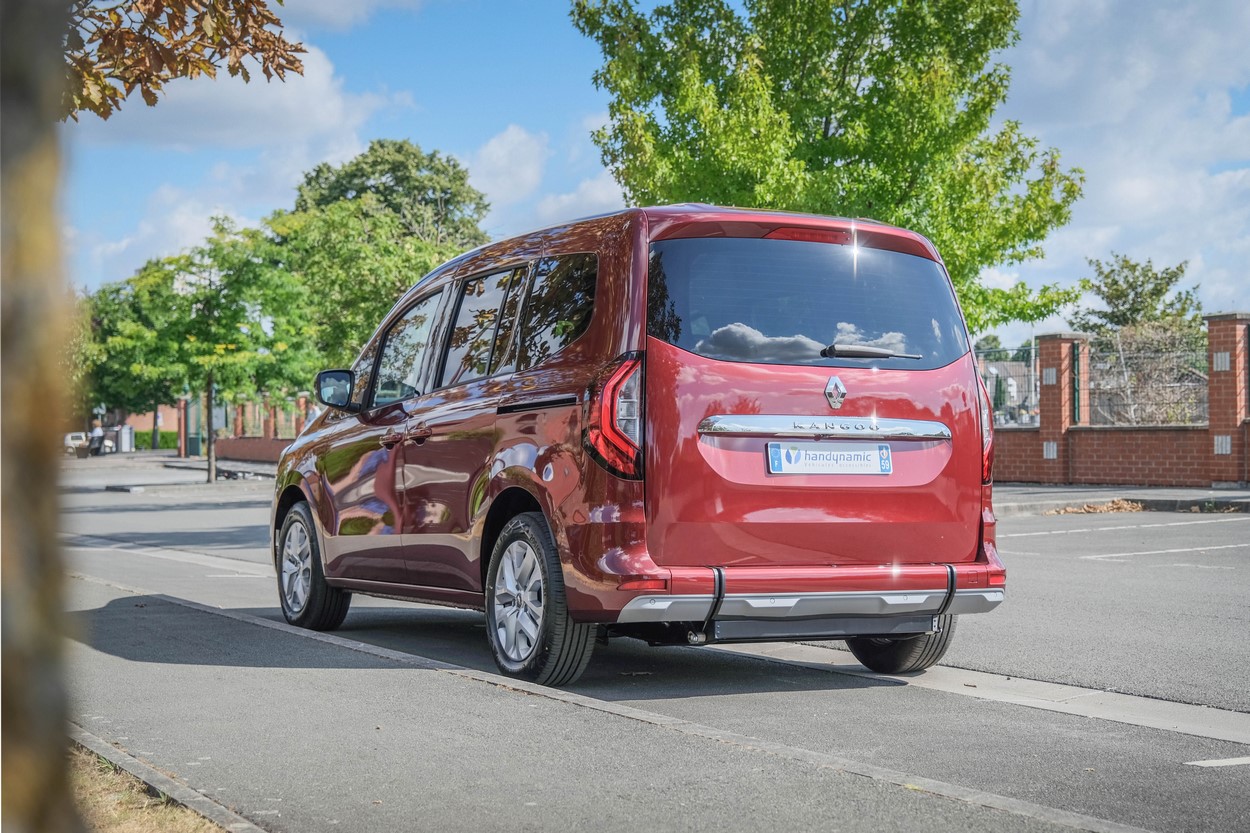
[162,456,278,479]
[993,482,1250,516]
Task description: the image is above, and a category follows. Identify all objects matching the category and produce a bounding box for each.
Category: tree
[295,139,490,250]
[974,334,1008,360]
[1011,339,1035,363]
[89,259,188,447]
[1069,253,1201,338]
[1071,254,1206,425]
[270,194,465,368]
[63,0,304,120]
[179,219,285,481]
[572,0,1084,332]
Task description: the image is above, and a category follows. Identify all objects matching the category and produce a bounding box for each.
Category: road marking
[1000,516,1250,538]
[1079,543,1250,562]
[63,533,272,576]
[716,643,1250,746]
[67,571,1157,833]
[205,574,270,579]
[1183,756,1250,768]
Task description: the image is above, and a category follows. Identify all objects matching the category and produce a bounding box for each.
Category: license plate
[767,441,892,475]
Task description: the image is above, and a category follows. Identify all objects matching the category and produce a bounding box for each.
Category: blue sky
[62,0,1250,347]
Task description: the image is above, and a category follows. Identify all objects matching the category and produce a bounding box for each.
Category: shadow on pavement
[69,595,897,701]
[63,527,268,551]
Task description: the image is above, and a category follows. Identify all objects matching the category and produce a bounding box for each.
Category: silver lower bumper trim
[616,587,1004,624]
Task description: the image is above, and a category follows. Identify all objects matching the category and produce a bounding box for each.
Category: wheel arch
[272,479,319,567]
[479,486,545,590]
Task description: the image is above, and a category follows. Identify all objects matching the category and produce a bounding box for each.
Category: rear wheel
[845,615,957,674]
[277,502,351,631]
[485,512,594,686]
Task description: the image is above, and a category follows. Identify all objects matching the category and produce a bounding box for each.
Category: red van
[271,205,1006,685]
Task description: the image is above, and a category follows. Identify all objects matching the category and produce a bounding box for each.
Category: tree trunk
[206,373,216,483]
[152,399,160,450]
[1,0,87,830]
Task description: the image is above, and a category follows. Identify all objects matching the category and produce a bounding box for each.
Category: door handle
[408,422,433,444]
[379,431,404,448]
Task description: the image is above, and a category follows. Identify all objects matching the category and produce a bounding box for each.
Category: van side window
[440,270,513,387]
[371,290,443,408]
[517,253,597,370]
[349,340,379,408]
[489,266,529,376]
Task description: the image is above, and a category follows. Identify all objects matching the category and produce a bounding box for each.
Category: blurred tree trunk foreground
[2,0,85,831]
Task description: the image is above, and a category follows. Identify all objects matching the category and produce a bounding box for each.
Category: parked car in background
[271,204,1006,686]
[64,432,89,457]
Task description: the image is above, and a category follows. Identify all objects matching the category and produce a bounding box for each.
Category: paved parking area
[58,458,1250,832]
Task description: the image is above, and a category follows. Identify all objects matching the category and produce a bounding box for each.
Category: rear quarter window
[517,253,597,369]
[647,237,968,370]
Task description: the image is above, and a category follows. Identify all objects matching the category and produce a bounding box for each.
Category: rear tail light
[979,377,994,484]
[585,353,644,479]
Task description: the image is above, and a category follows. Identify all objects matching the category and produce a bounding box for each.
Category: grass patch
[70,746,222,833]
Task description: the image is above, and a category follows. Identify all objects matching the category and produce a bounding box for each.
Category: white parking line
[717,643,1250,746]
[1079,543,1250,562]
[1183,756,1250,768]
[1000,516,1250,538]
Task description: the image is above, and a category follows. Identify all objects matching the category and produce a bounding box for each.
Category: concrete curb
[70,723,266,833]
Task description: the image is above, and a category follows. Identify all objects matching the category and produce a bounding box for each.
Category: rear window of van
[647,237,969,371]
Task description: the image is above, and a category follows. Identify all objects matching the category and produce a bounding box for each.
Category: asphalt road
[58,455,1250,832]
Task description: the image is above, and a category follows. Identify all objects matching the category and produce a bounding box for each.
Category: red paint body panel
[644,339,983,570]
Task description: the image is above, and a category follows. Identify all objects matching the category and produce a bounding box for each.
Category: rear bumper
[618,587,1004,623]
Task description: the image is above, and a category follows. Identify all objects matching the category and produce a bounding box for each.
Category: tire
[277,502,351,631]
[845,614,957,674]
[485,512,594,686]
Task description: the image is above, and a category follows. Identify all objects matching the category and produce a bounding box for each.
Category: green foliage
[88,258,187,417]
[267,196,463,368]
[1069,253,1202,338]
[295,139,490,250]
[1011,339,1035,363]
[974,334,1008,360]
[134,430,179,450]
[572,0,1084,332]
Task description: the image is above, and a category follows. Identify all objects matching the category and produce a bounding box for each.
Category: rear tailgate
[646,340,982,568]
[642,232,981,573]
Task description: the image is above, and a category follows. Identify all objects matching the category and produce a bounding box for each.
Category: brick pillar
[1205,312,1250,487]
[233,404,244,438]
[1037,333,1091,484]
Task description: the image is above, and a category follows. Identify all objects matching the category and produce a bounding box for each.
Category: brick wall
[993,428,1042,482]
[992,315,1249,487]
[1066,426,1209,487]
[215,437,290,463]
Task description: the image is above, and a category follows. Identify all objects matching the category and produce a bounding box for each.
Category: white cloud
[979,0,1250,342]
[64,45,393,154]
[469,125,551,207]
[278,0,425,31]
[534,171,624,225]
[62,43,407,288]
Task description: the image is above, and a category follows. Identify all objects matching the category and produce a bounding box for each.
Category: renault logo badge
[825,376,848,410]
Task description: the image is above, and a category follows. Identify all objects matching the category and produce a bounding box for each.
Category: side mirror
[316,369,358,412]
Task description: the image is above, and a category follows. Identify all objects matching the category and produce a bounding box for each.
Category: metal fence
[976,347,1040,427]
[1087,347,1208,426]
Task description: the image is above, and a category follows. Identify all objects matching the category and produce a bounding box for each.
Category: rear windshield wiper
[820,343,922,360]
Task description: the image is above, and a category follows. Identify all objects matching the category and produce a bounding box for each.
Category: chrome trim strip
[617,589,954,623]
[944,588,1006,615]
[697,414,952,441]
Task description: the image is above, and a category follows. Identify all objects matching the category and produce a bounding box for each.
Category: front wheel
[277,502,351,630]
[845,615,957,674]
[485,512,594,686]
